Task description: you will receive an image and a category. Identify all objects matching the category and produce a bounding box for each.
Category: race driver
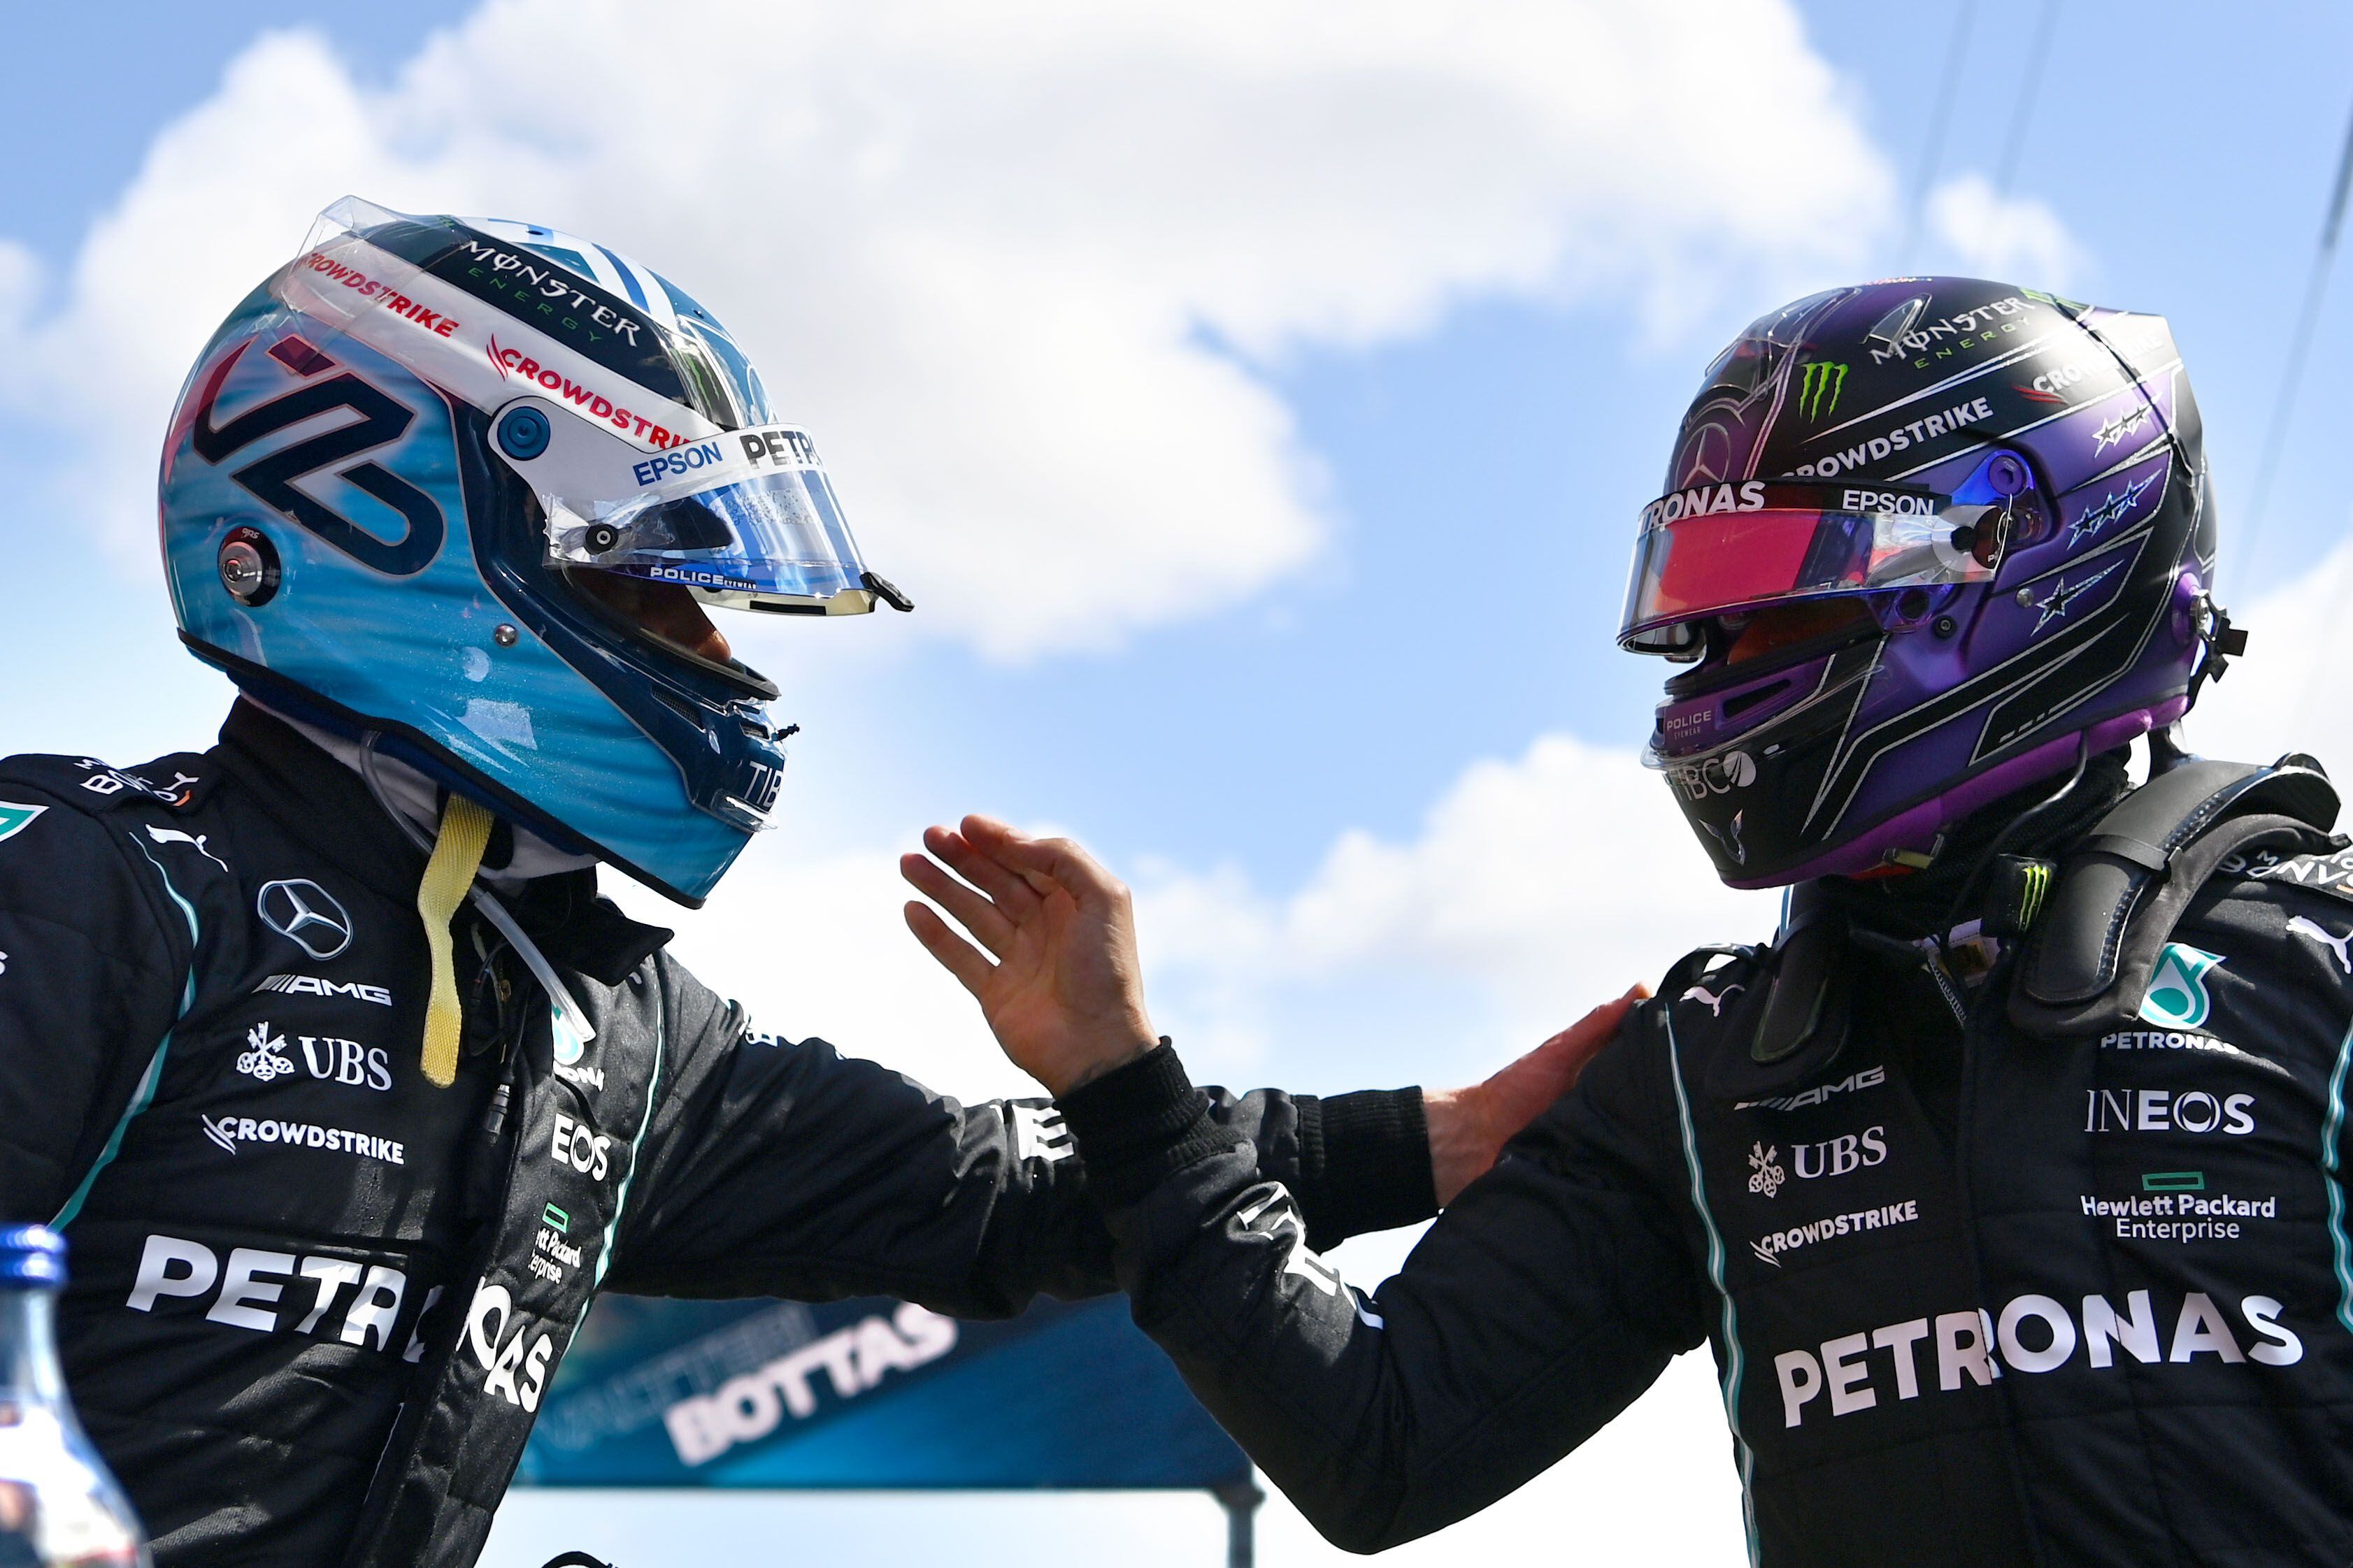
[0,197,1572,1567]
[904,278,2353,1565]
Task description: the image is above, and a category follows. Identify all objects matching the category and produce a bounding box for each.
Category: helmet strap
[417,796,494,1088]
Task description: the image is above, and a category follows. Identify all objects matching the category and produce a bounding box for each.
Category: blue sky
[8,3,2353,1564]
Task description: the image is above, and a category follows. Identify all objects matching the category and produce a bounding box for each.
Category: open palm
[901,815,1161,1095]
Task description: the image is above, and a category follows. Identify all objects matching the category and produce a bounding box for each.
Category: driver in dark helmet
[0,197,1576,1567]
[907,279,2353,1567]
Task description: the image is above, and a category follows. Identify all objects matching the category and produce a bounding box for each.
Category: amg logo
[1737,1065,1886,1113]
[257,973,392,1007]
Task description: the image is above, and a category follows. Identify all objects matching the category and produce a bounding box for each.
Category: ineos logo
[257,879,355,961]
[1673,750,1757,800]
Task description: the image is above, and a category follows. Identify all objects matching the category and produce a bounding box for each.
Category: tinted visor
[546,426,875,613]
[1619,480,2001,652]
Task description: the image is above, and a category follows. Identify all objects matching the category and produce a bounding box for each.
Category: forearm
[1062,1049,1696,1551]
[1206,1079,1434,1251]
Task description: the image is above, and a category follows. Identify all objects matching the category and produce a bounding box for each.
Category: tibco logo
[664,1304,959,1466]
[1669,751,1756,800]
[1773,1289,2299,1429]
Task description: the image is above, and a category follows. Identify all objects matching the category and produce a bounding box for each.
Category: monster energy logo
[1798,360,1847,419]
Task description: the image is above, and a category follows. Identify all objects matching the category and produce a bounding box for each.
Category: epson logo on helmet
[633,440,726,488]
[1839,489,1937,517]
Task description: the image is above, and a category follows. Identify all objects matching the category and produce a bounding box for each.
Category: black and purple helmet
[1620,278,2226,889]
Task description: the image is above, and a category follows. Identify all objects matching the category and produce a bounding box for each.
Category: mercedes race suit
[1062,758,2353,1566]
[0,703,1436,1567]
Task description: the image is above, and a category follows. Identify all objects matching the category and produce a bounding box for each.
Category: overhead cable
[2240,94,2353,583]
[1993,0,2064,203]
[1899,0,1977,267]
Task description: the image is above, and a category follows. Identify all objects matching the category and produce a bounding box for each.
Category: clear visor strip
[493,398,835,528]
[274,222,715,452]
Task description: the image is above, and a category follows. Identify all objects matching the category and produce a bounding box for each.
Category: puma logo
[143,823,229,871]
[1682,984,1744,1017]
[2289,915,2353,975]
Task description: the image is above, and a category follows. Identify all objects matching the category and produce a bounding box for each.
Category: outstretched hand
[1424,986,1648,1205]
[901,816,1161,1097]
[901,813,1647,1204]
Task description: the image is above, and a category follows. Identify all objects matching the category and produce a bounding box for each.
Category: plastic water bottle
[0,1226,147,1566]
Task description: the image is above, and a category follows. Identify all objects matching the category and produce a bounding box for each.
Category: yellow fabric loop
[416,796,494,1089]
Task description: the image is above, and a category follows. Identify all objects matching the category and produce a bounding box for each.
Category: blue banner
[517,1293,1248,1490]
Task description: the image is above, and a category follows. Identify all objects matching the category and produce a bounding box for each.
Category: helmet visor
[548,428,871,611]
[1619,480,2003,652]
[499,401,886,614]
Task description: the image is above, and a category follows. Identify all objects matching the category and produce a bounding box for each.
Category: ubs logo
[258,879,355,961]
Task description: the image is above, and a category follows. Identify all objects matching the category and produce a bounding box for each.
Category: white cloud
[3,0,1900,659]
[1136,732,1775,1083]
[1922,171,2088,291]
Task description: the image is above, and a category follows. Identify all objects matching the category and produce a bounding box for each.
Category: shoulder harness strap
[2010,754,2340,1034]
[1701,882,1854,1102]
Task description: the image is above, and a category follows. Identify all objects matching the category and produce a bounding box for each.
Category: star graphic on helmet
[2029,561,2122,634]
[2066,473,2159,545]
[2092,403,2152,453]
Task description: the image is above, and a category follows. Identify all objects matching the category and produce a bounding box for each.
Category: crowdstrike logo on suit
[201,1113,406,1165]
[1752,1200,1919,1267]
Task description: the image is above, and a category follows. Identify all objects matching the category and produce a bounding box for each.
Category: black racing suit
[1061,767,2353,1566]
[0,703,1436,1567]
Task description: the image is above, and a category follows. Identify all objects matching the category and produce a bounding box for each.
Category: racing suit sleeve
[0,795,185,1223]
[605,954,1436,1317]
[1055,1007,1711,1553]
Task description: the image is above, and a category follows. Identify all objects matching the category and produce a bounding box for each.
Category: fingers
[963,814,1126,908]
[902,900,997,998]
[899,850,1017,956]
[922,824,1042,920]
[1529,983,1648,1060]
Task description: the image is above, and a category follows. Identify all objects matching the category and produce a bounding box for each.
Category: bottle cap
[0,1225,66,1288]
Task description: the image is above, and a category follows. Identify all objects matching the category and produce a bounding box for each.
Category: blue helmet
[161,196,908,905]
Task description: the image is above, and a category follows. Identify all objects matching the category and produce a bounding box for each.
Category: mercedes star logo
[257,878,355,961]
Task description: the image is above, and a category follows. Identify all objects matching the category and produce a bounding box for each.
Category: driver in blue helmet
[0,198,1584,1567]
